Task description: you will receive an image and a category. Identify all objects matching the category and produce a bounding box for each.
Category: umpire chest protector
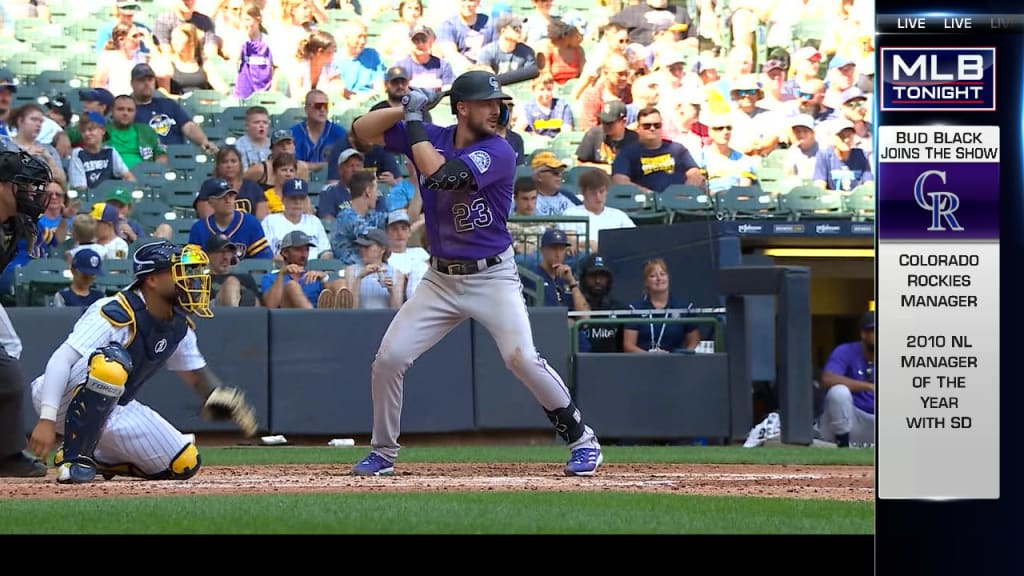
[99,290,192,405]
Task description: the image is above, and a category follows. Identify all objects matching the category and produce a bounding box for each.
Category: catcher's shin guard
[58,344,132,484]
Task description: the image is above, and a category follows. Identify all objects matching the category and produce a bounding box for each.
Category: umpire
[0,150,53,477]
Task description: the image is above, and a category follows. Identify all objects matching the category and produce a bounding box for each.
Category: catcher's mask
[173,244,213,318]
[0,150,53,220]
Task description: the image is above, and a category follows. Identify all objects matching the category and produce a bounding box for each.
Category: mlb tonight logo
[880,47,995,111]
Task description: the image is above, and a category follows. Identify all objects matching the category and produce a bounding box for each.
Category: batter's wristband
[407,120,430,147]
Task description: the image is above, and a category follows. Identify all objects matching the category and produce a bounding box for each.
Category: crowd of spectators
[0,0,875,356]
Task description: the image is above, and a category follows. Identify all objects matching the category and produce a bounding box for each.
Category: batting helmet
[446,71,513,114]
[130,240,213,317]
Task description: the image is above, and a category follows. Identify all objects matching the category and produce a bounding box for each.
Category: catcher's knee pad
[166,443,201,480]
[545,402,585,445]
[62,344,132,465]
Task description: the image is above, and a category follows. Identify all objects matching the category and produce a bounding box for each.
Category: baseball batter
[348,71,603,477]
[0,150,53,478]
[27,240,257,484]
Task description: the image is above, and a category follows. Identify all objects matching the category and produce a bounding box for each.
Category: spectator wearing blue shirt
[335,20,386,100]
[622,258,700,353]
[812,120,874,191]
[395,25,456,92]
[612,107,704,193]
[520,229,588,311]
[188,178,273,259]
[129,63,217,152]
[330,171,387,265]
[435,0,490,72]
[260,230,351,309]
[52,249,105,309]
[519,74,574,138]
[290,89,347,169]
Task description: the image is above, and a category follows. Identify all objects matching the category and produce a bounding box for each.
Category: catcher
[27,240,258,484]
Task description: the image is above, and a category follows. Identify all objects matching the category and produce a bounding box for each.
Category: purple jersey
[234,36,275,99]
[823,342,874,414]
[383,122,514,260]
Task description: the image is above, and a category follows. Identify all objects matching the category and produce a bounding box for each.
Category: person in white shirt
[91,203,130,260]
[561,168,636,253]
[260,178,332,261]
[382,209,429,301]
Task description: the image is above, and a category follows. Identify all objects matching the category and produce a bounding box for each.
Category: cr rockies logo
[913,170,963,231]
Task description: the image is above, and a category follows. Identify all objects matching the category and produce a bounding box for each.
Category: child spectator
[233,5,276,99]
[90,203,130,260]
[52,248,105,309]
[68,112,136,191]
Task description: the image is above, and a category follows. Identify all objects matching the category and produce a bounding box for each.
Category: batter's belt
[431,254,504,275]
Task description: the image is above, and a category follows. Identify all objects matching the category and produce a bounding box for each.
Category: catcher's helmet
[447,70,513,114]
[130,240,213,318]
[0,149,53,219]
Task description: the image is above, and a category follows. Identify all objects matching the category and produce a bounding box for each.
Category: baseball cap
[72,248,105,276]
[829,54,856,70]
[495,13,524,31]
[105,186,134,206]
[762,59,786,74]
[794,46,822,63]
[385,66,410,82]
[280,230,316,250]
[831,119,856,135]
[271,129,293,146]
[790,114,815,130]
[354,228,389,248]
[205,233,238,254]
[0,70,17,93]
[541,228,570,247]
[198,178,236,201]
[597,100,627,123]
[409,24,433,39]
[131,63,156,81]
[839,87,867,105]
[860,311,875,330]
[117,0,142,10]
[90,202,121,224]
[387,209,411,226]
[730,75,763,95]
[337,148,364,165]
[78,88,114,110]
[282,178,309,197]
[531,151,567,172]
[80,110,106,127]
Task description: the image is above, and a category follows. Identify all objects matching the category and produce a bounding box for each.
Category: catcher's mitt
[202,386,258,437]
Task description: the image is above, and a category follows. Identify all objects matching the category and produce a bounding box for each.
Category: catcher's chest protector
[100,291,190,405]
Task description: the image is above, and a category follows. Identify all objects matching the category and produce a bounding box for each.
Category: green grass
[199,445,875,467]
[2,445,874,534]
[0,492,873,534]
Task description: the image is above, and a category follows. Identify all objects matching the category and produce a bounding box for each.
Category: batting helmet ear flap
[498,102,510,128]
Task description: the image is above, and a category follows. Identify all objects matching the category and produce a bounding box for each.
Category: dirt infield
[0,463,873,501]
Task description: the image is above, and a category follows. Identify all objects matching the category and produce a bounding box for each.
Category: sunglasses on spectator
[734,89,759,97]
[711,125,732,131]
[311,102,329,111]
[798,91,816,99]
[640,122,662,130]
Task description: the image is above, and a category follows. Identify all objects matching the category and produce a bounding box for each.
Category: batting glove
[402,88,442,123]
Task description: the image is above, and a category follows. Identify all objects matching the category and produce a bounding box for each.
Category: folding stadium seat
[844,183,875,222]
[715,185,782,220]
[14,258,71,307]
[657,184,716,224]
[131,199,175,233]
[606,183,664,224]
[777,185,851,220]
[273,107,308,132]
[33,70,82,92]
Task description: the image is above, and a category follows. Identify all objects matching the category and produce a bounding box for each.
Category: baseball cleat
[0,451,46,478]
[564,448,603,476]
[57,457,98,484]
[351,452,395,476]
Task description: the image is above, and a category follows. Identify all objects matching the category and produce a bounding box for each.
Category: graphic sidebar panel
[876,23,1001,500]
